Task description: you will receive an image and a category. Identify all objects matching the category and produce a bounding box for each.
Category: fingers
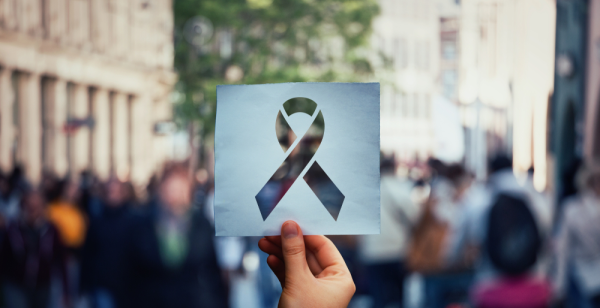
[261,236,324,276]
[265,235,282,247]
[306,249,324,275]
[304,235,347,272]
[280,220,311,279]
[262,223,347,280]
[258,238,283,260]
[266,254,285,285]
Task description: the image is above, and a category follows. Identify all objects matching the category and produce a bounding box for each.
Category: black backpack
[485,193,541,276]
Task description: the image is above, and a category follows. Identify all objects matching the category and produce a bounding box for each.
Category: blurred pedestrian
[407,160,476,308]
[80,178,134,308]
[0,172,20,229]
[9,165,30,196]
[358,154,421,307]
[45,179,88,306]
[46,180,87,251]
[445,155,553,308]
[554,160,600,308]
[77,171,104,220]
[0,190,69,308]
[124,164,227,308]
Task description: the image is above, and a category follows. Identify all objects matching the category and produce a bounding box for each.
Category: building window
[128,95,134,170]
[378,36,386,54]
[414,41,430,70]
[424,94,431,119]
[417,0,428,20]
[394,91,403,116]
[423,42,430,70]
[11,72,19,164]
[478,3,498,77]
[442,41,456,60]
[41,77,52,170]
[88,87,95,166]
[443,70,457,99]
[412,93,419,118]
[381,85,394,115]
[393,38,408,69]
[390,89,396,114]
[66,82,75,174]
[402,94,413,119]
[414,42,420,69]
[109,91,116,173]
[400,92,407,117]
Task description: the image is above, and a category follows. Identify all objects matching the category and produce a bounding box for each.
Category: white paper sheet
[214,82,380,236]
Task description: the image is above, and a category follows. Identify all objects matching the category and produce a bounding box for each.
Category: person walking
[123,164,227,308]
[445,156,553,308]
[80,179,134,308]
[554,160,600,307]
[358,155,421,307]
[0,190,69,308]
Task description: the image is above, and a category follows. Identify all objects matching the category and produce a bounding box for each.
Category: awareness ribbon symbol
[255,97,345,221]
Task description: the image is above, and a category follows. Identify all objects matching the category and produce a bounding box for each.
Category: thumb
[280,220,310,279]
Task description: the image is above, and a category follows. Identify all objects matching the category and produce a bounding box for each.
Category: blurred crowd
[351,154,600,308]
[0,164,227,308]
[1,154,600,308]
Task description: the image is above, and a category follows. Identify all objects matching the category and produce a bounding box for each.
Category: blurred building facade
[0,0,175,185]
[585,0,600,161]
[374,0,441,162]
[438,2,460,102]
[551,0,600,203]
[552,0,587,202]
[457,0,556,186]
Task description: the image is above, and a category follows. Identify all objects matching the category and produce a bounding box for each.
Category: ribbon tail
[303,161,345,220]
[255,182,283,221]
[255,159,295,221]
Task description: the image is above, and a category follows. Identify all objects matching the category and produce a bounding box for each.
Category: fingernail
[282,221,298,239]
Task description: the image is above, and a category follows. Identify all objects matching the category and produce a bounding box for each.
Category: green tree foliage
[173,0,380,136]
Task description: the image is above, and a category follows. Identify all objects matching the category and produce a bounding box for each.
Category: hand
[258,221,355,308]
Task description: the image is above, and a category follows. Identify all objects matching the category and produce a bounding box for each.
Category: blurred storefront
[0,0,176,185]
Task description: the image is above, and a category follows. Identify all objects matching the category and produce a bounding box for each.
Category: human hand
[258,221,355,308]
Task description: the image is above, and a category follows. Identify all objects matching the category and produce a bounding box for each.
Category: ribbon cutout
[255,97,345,221]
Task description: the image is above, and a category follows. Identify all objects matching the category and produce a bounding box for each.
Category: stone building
[458,0,555,187]
[374,0,441,162]
[0,0,175,185]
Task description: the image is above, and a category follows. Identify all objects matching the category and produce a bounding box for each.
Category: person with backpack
[410,161,480,308]
[553,160,600,307]
[444,155,554,308]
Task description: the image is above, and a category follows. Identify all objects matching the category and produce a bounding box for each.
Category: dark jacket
[80,204,133,304]
[124,205,227,308]
[0,221,67,290]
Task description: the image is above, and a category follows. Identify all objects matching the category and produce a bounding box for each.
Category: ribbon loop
[255,98,345,221]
